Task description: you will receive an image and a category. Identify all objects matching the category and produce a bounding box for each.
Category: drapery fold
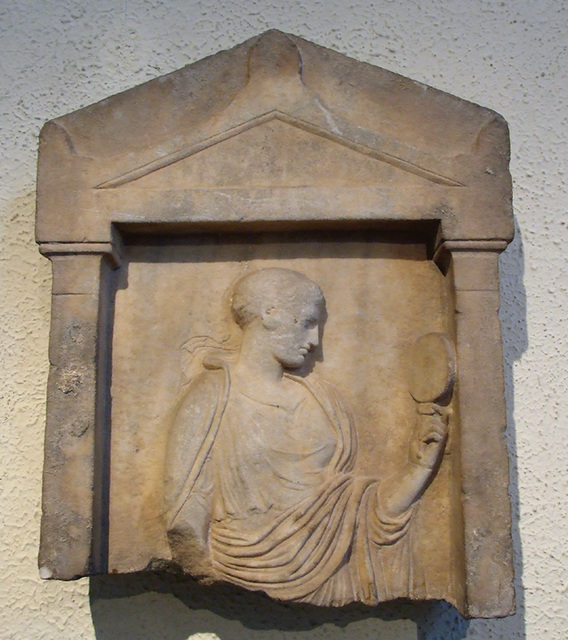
[165,362,412,605]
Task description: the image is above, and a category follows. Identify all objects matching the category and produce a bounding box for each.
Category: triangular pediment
[37,30,513,247]
[96,112,463,189]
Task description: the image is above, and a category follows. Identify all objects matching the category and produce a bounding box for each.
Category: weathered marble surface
[36,30,514,618]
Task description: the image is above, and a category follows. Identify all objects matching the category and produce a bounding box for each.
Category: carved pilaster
[38,246,119,579]
[436,241,514,617]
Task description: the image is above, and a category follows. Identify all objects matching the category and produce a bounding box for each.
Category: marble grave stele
[36,30,515,619]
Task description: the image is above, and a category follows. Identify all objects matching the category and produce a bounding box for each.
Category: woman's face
[266,298,323,370]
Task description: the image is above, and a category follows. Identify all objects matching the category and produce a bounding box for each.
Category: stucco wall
[1,1,566,638]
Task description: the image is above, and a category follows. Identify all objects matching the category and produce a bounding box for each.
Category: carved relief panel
[36,31,514,618]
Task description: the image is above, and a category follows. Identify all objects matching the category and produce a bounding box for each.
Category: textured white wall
[1,1,566,639]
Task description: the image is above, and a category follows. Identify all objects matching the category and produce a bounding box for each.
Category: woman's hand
[409,403,449,470]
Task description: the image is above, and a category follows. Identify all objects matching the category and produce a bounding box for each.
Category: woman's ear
[261,305,281,331]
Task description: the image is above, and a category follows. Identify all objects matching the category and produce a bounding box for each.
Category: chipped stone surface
[1,2,566,639]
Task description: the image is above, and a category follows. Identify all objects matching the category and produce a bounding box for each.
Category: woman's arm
[376,403,449,519]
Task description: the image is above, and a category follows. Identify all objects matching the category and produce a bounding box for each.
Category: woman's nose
[308,326,319,347]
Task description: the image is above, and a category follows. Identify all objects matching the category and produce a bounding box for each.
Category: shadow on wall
[89,572,469,640]
[89,216,528,640]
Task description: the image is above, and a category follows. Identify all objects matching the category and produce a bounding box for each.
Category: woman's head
[231,268,325,369]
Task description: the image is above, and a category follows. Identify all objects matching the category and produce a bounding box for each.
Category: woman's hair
[231,268,324,328]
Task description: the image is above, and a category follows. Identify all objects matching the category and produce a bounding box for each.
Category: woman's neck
[234,330,284,385]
